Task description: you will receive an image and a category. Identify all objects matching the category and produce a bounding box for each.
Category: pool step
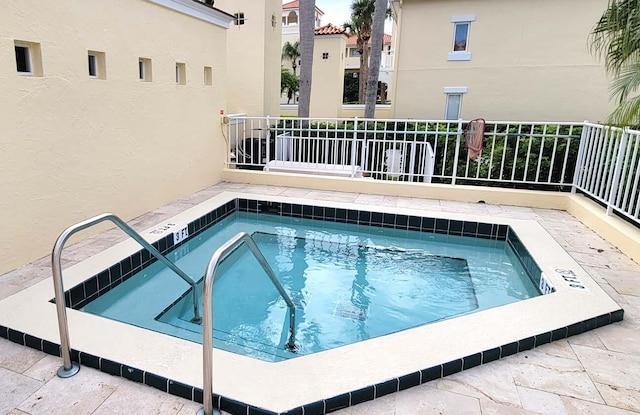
[158,301,295,362]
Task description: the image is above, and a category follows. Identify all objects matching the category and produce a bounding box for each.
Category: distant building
[282,0,325,40]
[344,33,395,104]
[310,24,350,117]
[281,0,396,116]
[390,0,614,121]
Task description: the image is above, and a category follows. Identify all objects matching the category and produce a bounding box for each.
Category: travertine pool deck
[1,182,639,415]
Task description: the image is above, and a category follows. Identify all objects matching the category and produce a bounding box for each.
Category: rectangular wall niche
[139,58,152,82]
[176,62,186,85]
[204,66,213,86]
[88,50,107,79]
[15,40,43,76]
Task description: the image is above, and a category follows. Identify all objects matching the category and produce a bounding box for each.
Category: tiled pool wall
[1,197,625,415]
[58,197,537,312]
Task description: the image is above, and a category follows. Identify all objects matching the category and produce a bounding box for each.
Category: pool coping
[0,191,624,414]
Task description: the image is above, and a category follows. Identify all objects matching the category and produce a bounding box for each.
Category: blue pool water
[81,212,540,362]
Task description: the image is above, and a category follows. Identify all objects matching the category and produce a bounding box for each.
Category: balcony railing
[344,51,395,70]
[225,116,640,227]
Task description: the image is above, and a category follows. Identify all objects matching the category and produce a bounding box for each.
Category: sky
[316,0,352,27]
[288,0,393,34]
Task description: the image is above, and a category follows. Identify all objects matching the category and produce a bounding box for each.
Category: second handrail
[200,232,297,415]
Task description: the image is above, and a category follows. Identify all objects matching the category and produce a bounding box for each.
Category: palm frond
[610,61,640,102]
[606,95,640,127]
[590,0,640,74]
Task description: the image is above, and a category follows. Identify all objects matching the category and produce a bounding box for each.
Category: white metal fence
[227,116,582,186]
[573,123,640,224]
[225,115,639,226]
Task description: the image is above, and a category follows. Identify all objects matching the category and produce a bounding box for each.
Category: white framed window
[453,23,469,51]
[176,62,186,85]
[234,12,245,25]
[139,57,152,82]
[88,51,106,79]
[14,40,43,76]
[444,87,467,120]
[448,15,475,61]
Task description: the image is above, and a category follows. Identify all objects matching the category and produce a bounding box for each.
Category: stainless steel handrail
[199,232,297,415]
[52,213,201,378]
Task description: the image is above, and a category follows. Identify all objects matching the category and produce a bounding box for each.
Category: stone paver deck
[1,182,639,415]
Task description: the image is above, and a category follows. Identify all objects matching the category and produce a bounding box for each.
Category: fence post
[350,117,359,178]
[264,116,271,171]
[451,119,463,185]
[571,120,590,194]
[606,127,628,216]
[265,116,271,168]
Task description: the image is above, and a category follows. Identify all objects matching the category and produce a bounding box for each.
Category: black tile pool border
[0,308,624,414]
[21,196,621,414]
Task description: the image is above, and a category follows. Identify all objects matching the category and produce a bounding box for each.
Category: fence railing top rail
[227,116,460,124]
[226,115,588,127]
[583,122,640,135]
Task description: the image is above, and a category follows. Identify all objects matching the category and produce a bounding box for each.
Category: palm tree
[281,41,301,76]
[343,0,376,104]
[298,0,315,118]
[281,67,299,104]
[590,0,640,126]
[364,0,388,118]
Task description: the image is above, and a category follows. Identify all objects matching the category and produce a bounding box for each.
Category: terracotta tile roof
[282,0,298,9]
[345,33,392,46]
[315,23,347,36]
[282,0,324,15]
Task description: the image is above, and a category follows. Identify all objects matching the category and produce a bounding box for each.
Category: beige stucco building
[0,0,236,274]
[310,25,350,117]
[217,0,282,117]
[391,0,615,122]
[281,0,325,53]
[280,23,350,118]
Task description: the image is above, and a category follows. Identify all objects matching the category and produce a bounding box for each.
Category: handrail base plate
[57,363,80,378]
[197,407,221,415]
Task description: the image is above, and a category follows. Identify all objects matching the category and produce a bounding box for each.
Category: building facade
[0,0,234,273]
[391,0,615,122]
[280,0,396,117]
[281,0,325,48]
[344,33,395,104]
[310,25,350,117]
[217,0,283,117]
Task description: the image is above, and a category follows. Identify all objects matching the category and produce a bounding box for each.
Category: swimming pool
[0,192,624,415]
[79,211,541,362]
